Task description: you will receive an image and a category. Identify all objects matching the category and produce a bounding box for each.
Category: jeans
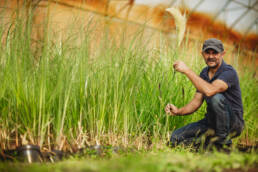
[169,93,244,147]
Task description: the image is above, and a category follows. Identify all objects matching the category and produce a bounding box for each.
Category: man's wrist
[183,68,192,75]
[176,108,183,116]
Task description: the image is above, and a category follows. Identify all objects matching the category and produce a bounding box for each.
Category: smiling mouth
[207,61,217,66]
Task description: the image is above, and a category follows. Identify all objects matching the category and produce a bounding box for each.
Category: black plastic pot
[41,150,64,162]
[16,145,43,163]
[0,149,16,162]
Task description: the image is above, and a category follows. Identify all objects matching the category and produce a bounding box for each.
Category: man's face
[202,49,225,69]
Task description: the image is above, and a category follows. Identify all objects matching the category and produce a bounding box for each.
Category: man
[165,38,244,148]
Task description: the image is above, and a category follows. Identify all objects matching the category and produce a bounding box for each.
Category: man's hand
[173,61,189,73]
[165,104,179,116]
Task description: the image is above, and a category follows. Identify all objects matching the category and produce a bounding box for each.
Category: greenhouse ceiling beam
[243,17,258,35]
[231,0,258,12]
[229,0,258,30]
[190,0,205,12]
[229,9,250,30]
[212,0,232,21]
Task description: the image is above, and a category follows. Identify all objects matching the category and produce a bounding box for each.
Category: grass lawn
[1,148,257,172]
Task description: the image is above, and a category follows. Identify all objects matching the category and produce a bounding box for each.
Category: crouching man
[165,38,244,149]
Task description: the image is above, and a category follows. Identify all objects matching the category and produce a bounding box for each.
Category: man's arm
[173,61,228,97]
[165,92,204,116]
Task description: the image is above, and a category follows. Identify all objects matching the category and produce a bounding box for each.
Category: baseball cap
[202,38,224,53]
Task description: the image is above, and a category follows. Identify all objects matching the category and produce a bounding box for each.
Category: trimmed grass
[0,148,257,172]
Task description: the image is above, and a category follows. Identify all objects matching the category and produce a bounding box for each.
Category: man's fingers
[165,105,171,114]
[165,104,176,115]
[165,107,171,113]
[173,63,180,71]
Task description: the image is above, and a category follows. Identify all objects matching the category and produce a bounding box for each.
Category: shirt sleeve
[217,69,237,88]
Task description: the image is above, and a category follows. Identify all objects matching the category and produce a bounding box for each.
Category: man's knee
[170,130,180,143]
[168,132,179,147]
[208,93,226,109]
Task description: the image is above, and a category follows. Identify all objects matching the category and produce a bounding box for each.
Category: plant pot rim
[17,145,40,152]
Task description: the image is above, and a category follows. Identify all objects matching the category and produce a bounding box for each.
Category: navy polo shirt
[199,60,243,119]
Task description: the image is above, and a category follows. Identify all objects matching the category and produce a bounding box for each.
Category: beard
[206,58,219,68]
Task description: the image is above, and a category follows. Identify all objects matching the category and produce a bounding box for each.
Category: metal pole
[212,0,232,21]
[243,18,258,35]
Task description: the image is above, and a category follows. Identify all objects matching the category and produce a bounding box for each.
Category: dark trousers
[169,93,244,147]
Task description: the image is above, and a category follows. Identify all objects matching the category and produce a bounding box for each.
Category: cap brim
[202,45,222,53]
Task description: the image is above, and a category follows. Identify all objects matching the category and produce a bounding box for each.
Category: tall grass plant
[0,5,257,150]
